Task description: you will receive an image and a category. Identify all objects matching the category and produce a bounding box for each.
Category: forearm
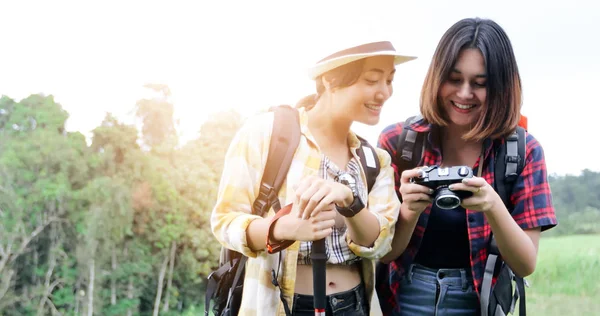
[246,217,271,252]
[380,204,420,263]
[345,208,381,247]
[485,204,539,277]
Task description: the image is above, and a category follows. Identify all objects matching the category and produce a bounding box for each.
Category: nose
[457,83,473,99]
[376,84,392,101]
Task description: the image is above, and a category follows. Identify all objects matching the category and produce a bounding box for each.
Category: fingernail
[448,185,454,190]
[462,178,469,184]
[429,189,434,194]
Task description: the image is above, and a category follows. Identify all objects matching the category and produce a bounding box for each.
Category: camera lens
[434,187,461,210]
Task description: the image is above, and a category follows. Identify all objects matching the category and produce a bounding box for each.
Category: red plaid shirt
[376,117,557,315]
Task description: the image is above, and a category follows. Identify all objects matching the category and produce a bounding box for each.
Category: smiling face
[439,48,487,128]
[325,55,396,126]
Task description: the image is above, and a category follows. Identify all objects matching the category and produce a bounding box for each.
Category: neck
[306,99,352,148]
[440,124,482,164]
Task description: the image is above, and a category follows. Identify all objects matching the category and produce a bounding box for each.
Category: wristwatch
[335,172,365,217]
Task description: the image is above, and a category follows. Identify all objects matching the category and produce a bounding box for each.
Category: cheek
[438,84,452,101]
[476,90,487,105]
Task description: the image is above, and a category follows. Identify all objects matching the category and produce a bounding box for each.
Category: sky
[1,0,598,176]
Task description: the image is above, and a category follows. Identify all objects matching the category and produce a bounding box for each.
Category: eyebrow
[451,68,486,78]
[366,68,397,75]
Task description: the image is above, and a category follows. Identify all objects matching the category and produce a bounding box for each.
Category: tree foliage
[0,91,243,315]
[1,89,594,315]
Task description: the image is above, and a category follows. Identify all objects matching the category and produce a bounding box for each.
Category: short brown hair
[420,18,522,142]
[296,59,365,110]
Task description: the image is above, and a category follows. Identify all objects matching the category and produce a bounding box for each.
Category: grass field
[200,234,599,315]
[523,234,600,315]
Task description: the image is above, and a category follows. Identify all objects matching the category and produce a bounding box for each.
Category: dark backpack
[377,115,527,316]
[205,105,381,316]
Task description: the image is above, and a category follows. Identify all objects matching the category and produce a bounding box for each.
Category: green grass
[524,234,600,315]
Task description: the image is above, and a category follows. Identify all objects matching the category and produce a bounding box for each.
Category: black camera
[411,165,474,210]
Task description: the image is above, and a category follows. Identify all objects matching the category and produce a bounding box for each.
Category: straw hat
[307,40,417,80]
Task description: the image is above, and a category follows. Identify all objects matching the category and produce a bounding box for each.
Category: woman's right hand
[399,167,434,214]
[273,206,337,242]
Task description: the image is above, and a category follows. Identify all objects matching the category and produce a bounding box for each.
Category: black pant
[291,282,369,316]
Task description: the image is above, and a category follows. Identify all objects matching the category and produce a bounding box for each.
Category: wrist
[272,214,290,241]
[342,185,354,207]
[400,203,422,222]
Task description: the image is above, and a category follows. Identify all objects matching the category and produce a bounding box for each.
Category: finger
[312,219,336,232]
[303,186,330,219]
[403,193,433,203]
[314,227,333,240]
[401,183,434,195]
[294,176,320,216]
[449,182,482,194]
[460,176,487,187]
[315,208,338,221]
[296,182,321,218]
[312,194,336,218]
[400,167,427,184]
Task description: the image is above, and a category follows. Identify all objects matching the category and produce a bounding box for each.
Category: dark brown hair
[296,59,366,110]
[420,18,522,142]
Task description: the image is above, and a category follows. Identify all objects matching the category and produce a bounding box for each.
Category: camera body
[411,165,474,210]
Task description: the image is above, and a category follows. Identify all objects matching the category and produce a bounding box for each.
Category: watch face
[337,173,356,187]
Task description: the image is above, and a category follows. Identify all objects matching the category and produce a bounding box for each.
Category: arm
[210,112,274,258]
[484,203,541,277]
[344,202,381,248]
[346,148,401,259]
[376,125,430,264]
[379,204,420,263]
[454,133,558,277]
[487,134,557,277]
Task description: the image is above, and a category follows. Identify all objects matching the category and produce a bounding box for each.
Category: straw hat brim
[307,51,417,80]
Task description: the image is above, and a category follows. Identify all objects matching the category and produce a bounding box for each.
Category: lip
[450,101,478,114]
[365,103,383,114]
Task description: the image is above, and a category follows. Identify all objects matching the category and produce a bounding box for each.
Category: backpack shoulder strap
[494,126,526,210]
[482,126,527,316]
[252,105,301,216]
[394,115,427,201]
[356,136,380,192]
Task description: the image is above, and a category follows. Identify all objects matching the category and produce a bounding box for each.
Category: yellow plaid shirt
[211,107,400,315]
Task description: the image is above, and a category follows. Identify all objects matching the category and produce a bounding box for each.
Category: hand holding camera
[402,165,500,212]
[411,165,474,210]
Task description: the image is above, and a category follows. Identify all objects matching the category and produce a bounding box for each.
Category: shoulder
[377,121,405,155]
[226,109,276,158]
[379,121,405,141]
[522,130,547,164]
[374,146,393,168]
[237,109,275,140]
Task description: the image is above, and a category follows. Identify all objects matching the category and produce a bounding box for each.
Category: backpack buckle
[253,183,276,216]
[505,155,520,164]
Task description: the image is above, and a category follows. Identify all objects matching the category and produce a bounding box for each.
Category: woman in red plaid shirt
[376,18,558,315]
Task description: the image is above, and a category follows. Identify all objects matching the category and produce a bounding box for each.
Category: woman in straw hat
[211,39,416,315]
[376,18,557,315]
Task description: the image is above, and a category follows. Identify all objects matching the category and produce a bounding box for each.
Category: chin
[359,117,380,126]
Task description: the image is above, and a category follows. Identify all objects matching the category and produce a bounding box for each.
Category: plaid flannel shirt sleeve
[347,148,401,259]
[210,112,273,258]
[509,132,558,231]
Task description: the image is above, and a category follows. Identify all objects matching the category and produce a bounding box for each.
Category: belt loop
[406,264,415,283]
[460,270,468,292]
[355,285,361,311]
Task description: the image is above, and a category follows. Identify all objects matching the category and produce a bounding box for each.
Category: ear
[320,76,333,92]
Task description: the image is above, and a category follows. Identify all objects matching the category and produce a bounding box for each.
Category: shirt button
[468,216,475,223]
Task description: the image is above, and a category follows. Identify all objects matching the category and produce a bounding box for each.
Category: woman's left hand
[448,176,502,212]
